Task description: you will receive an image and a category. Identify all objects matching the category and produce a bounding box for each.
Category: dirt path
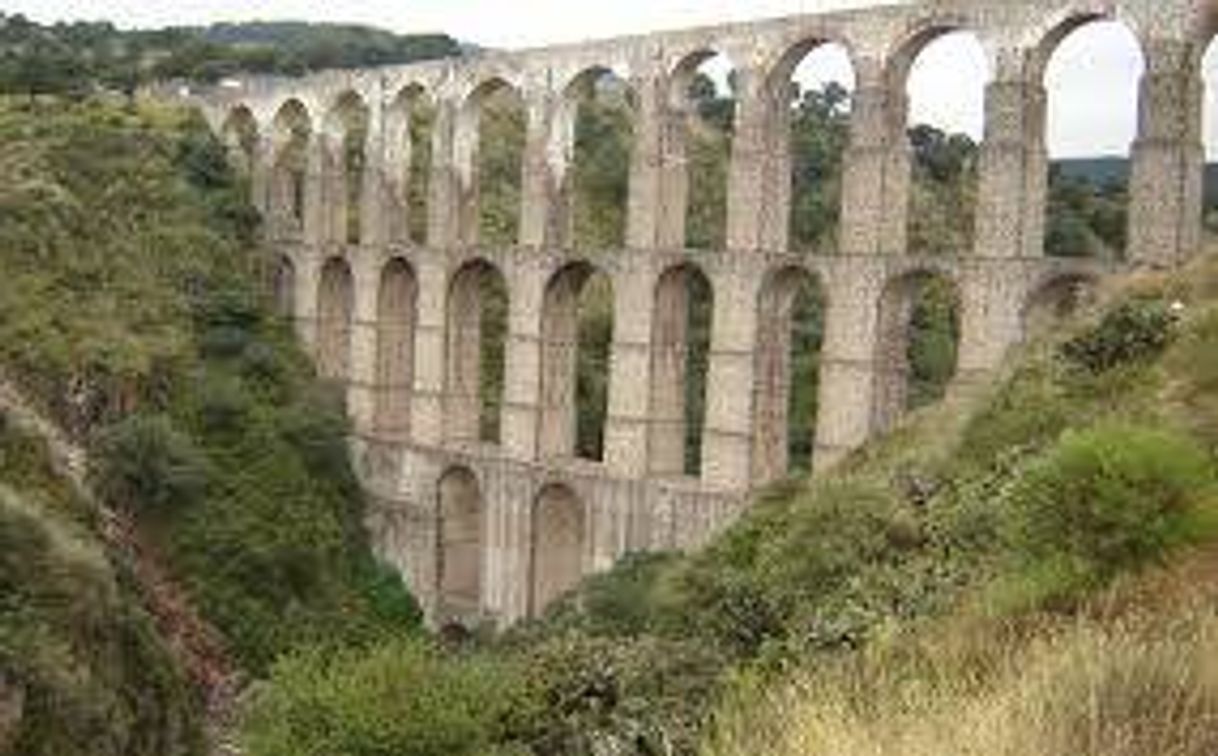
[0,373,241,754]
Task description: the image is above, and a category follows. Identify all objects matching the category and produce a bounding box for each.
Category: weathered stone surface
[196,0,1211,624]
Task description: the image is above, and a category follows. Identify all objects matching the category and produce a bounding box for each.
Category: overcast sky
[7,0,1218,158]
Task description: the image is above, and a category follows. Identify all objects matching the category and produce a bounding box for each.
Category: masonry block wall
[199,0,1213,627]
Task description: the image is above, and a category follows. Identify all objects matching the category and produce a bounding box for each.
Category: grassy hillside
[242,249,1218,754]
[0,410,203,755]
[0,96,425,751]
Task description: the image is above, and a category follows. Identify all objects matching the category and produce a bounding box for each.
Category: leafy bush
[1060,300,1177,374]
[91,414,209,514]
[1006,423,1217,589]
[504,632,727,756]
[241,639,516,756]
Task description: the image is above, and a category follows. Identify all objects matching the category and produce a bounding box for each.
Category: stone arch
[375,258,418,438]
[436,466,483,623]
[220,105,259,176]
[271,254,296,319]
[1037,15,1145,259]
[316,257,355,381]
[753,265,826,482]
[1023,271,1099,338]
[539,261,615,461]
[765,38,857,253]
[387,84,436,245]
[269,99,312,238]
[529,482,585,616]
[649,262,714,476]
[458,77,526,247]
[322,90,371,245]
[670,49,737,250]
[873,268,961,431]
[446,258,509,444]
[560,66,637,249]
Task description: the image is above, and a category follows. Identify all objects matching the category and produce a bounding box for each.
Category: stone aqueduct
[193,0,1213,626]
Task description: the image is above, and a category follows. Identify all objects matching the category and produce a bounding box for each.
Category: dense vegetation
[244,245,1218,755]
[0,14,460,95]
[0,98,425,752]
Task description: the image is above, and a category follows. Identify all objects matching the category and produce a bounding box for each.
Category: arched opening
[650,263,713,476]
[874,270,960,431]
[1203,37,1218,237]
[220,105,259,177]
[446,259,509,444]
[269,99,311,239]
[436,466,483,622]
[1042,19,1144,258]
[461,78,525,247]
[902,30,988,255]
[672,50,737,250]
[375,258,418,438]
[316,257,354,381]
[771,40,855,253]
[322,91,371,246]
[271,254,295,319]
[564,67,636,249]
[530,483,585,616]
[389,84,436,246]
[539,262,615,461]
[1023,274,1098,339]
[753,266,826,482]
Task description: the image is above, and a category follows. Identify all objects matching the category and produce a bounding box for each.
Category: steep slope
[0,98,422,753]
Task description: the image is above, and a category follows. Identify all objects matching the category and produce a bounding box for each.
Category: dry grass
[705,552,1218,756]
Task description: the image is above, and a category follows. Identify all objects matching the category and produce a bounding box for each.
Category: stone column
[838,63,909,257]
[292,252,322,355]
[501,260,545,459]
[1128,38,1204,267]
[248,134,273,220]
[360,94,389,247]
[519,91,566,249]
[347,255,381,433]
[381,102,411,245]
[726,66,788,253]
[410,256,449,447]
[626,70,689,250]
[604,264,655,477]
[954,263,1025,392]
[648,270,689,476]
[537,271,581,458]
[302,137,328,248]
[812,263,882,470]
[701,267,760,490]
[428,99,462,249]
[973,63,1048,259]
[318,130,350,246]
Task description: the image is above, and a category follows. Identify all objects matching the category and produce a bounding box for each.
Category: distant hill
[0,14,462,94]
[1055,156,1218,208]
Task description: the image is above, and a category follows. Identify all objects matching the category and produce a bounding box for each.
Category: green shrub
[1060,300,1177,374]
[504,631,726,755]
[241,639,515,756]
[91,414,209,514]
[1006,422,1217,589]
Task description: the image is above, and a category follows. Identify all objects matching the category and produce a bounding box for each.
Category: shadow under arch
[435,465,484,625]
[316,256,354,381]
[445,258,509,444]
[539,260,615,461]
[529,482,586,617]
[374,257,419,438]
[753,264,826,483]
[649,261,714,477]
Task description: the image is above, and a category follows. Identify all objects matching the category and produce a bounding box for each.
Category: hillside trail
[0,372,242,754]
